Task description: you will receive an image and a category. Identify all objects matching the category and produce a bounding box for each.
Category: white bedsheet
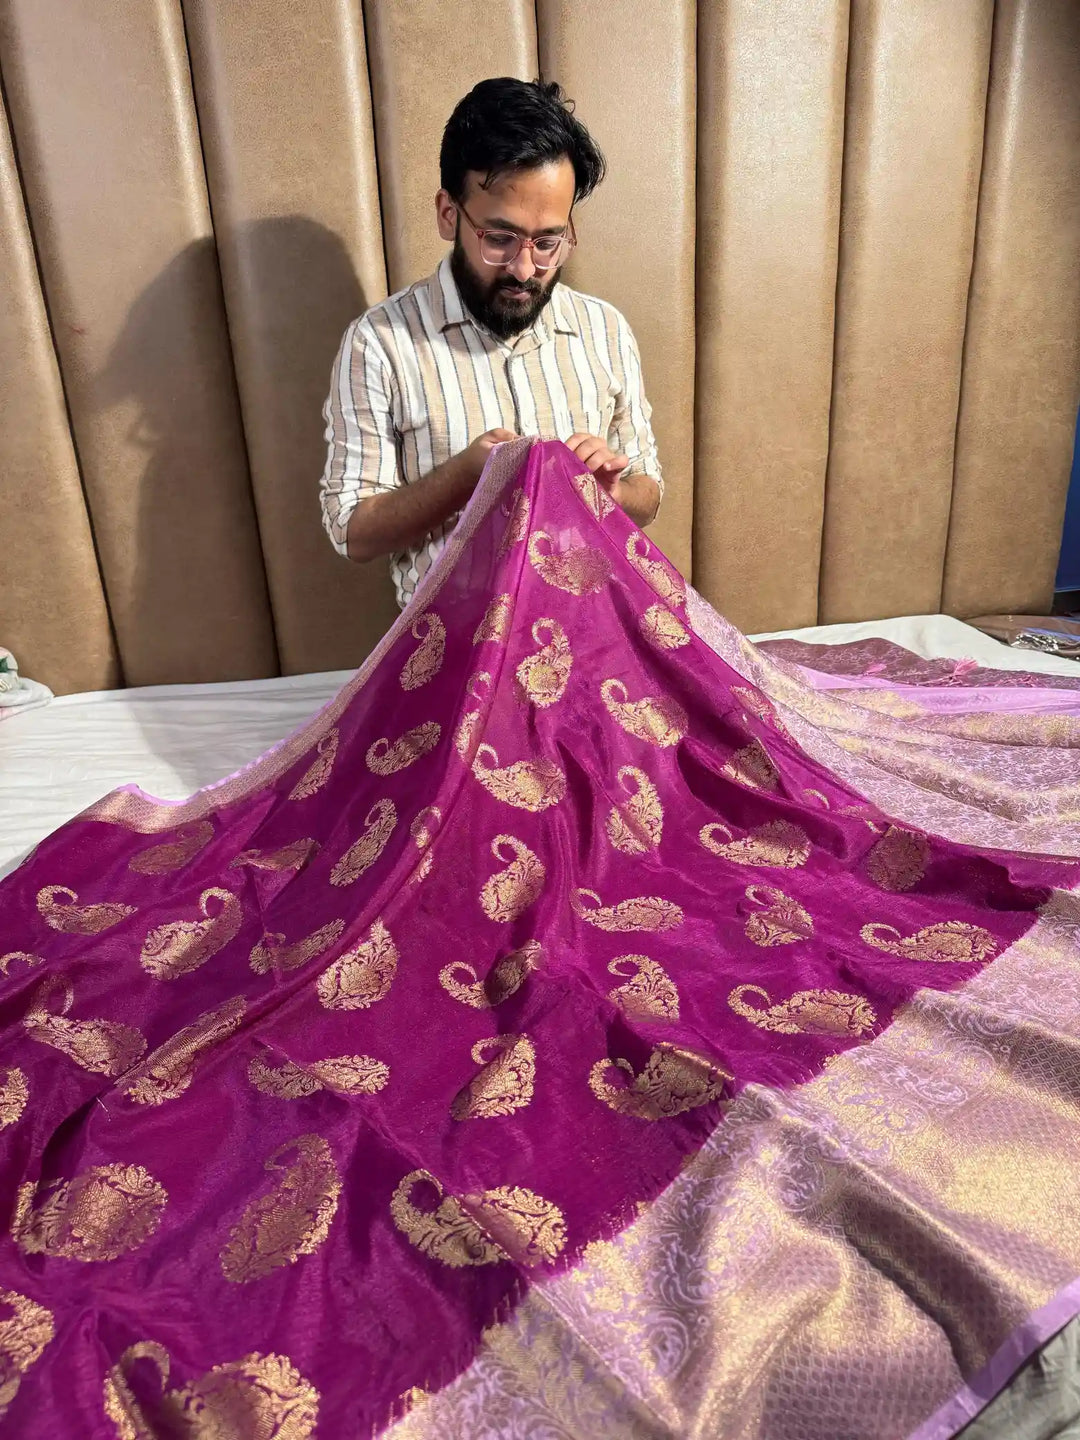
[2,615,1077,883]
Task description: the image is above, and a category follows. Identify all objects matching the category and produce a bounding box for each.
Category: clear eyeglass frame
[456,200,577,271]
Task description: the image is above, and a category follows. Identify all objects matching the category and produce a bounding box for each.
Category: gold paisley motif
[23,978,147,1077]
[129,822,215,876]
[390,1169,566,1268]
[527,531,613,595]
[410,806,442,848]
[439,941,540,1008]
[288,728,339,800]
[306,1055,389,1095]
[588,1044,729,1121]
[480,837,545,922]
[803,788,831,808]
[605,766,663,854]
[731,686,785,732]
[471,743,566,812]
[400,612,446,691]
[140,888,242,980]
[860,920,998,965]
[699,818,810,868]
[451,1035,536,1119]
[220,1135,341,1284]
[0,952,43,976]
[607,955,680,1022]
[36,886,135,936]
[743,884,814,946]
[247,1057,321,1100]
[121,999,247,1106]
[572,887,684,933]
[462,1183,567,1267]
[515,618,573,708]
[366,721,441,776]
[639,603,690,650]
[728,984,876,1036]
[600,678,687,747]
[722,739,779,791]
[473,593,514,644]
[498,486,530,555]
[389,1171,502,1269]
[330,800,397,887]
[626,534,686,608]
[0,1288,54,1420]
[316,920,398,1010]
[409,806,441,884]
[571,469,615,519]
[103,1341,318,1440]
[412,853,432,885]
[454,671,492,760]
[0,1070,28,1130]
[866,825,931,892]
[12,1163,167,1262]
[250,920,344,976]
[230,838,318,872]
[248,1054,388,1101]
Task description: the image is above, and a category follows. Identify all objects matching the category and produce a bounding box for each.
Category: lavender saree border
[908,1278,1080,1440]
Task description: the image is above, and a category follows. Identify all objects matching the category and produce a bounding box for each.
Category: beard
[450,235,557,340]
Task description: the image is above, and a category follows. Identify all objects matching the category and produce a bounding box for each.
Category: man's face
[437,159,576,340]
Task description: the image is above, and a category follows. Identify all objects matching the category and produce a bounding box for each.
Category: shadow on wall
[96,216,380,792]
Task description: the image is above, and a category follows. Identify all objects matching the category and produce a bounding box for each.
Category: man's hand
[462,427,519,484]
[346,428,518,564]
[566,433,630,482]
[566,433,659,526]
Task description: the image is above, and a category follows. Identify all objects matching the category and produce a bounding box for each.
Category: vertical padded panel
[537,0,695,578]
[820,0,993,623]
[0,100,118,695]
[943,0,1080,618]
[694,0,849,633]
[0,0,276,687]
[183,0,398,676]
[364,0,537,293]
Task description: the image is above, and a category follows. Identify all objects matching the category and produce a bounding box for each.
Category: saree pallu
[1,439,1079,1440]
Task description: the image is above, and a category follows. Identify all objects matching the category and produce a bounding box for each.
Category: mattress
[2,614,1078,887]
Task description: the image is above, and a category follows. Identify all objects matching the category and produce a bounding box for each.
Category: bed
[7,611,1080,896]
[5,614,1080,886]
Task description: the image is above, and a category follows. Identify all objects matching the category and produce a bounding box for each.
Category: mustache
[495,277,542,295]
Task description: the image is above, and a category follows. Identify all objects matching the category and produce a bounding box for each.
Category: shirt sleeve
[607,311,664,500]
[319,318,400,556]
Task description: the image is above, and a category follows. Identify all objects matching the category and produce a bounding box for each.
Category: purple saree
[1,439,1080,1439]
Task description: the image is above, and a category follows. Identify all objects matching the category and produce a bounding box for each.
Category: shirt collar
[430,253,578,341]
[431,255,466,331]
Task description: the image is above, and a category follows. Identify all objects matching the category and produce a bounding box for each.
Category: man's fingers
[578,442,609,467]
[599,454,630,473]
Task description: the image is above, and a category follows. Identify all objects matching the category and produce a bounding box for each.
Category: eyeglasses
[456,200,576,271]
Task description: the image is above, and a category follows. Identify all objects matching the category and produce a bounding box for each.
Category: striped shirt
[320,255,663,608]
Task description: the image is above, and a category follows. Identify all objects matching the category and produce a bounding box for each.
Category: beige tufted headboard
[1,0,1078,695]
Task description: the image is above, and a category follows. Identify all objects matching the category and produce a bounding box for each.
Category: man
[320,77,663,608]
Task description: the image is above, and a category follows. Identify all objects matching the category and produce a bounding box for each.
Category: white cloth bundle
[0,648,53,718]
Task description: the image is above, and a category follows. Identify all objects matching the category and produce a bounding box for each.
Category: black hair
[440,77,606,204]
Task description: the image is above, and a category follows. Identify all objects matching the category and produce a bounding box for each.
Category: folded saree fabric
[966,615,1080,661]
[2,439,1080,1440]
